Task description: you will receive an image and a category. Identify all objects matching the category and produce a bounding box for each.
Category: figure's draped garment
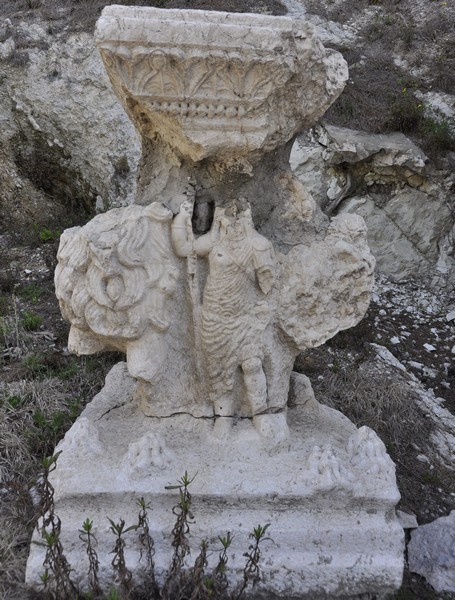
[200,231,274,397]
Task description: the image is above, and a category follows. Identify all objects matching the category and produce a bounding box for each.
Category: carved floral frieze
[95,6,348,160]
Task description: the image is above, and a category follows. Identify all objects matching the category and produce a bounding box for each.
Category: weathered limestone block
[5,27,140,211]
[0,35,14,61]
[342,189,452,281]
[408,511,455,593]
[290,124,455,284]
[317,125,428,171]
[278,213,374,348]
[26,363,404,598]
[28,7,403,598]
[95,7,348,162]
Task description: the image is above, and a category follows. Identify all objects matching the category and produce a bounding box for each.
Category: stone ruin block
[26,7,404,598]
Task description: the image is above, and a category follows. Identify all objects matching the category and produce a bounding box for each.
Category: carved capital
[96,7,348,161]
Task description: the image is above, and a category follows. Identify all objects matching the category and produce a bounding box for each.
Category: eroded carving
[102,48,290,118]
[26,8,406,597]
[55,8,373,427]
[306,445,346,490]
[172,200,275,419]
[55,203,178,383]
[125,432,170,476]
[347,426,397,484]
[95,7,348,160]
[56,418,103,457]
[278,213,375,350]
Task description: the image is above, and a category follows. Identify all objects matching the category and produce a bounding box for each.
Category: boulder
[4,23,140,210]
[408,511,455,593]
[291,124,455,284]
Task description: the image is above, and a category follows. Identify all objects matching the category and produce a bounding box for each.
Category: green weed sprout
[107,518,138,598]
[79,518,102,598]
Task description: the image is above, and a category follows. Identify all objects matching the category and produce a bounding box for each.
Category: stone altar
[26,7,404,598]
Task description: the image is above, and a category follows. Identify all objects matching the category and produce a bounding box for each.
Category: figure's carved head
[214,201,254,239]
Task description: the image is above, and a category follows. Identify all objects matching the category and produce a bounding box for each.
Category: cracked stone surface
[26,7,403,597]
[26,364,404,597]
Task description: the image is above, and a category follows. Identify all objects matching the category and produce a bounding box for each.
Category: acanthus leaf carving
[99,47,293,120]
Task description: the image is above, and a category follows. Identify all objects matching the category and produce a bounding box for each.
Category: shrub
[34,464,271,599]
[38,227,61,243]
[19,284,45,305]
[421,115,455,153]
[22,311,43,331]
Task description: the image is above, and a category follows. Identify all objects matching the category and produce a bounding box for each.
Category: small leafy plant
[79,518,102,598]
[162,470,195,598]
[34,459,271,600]
[235,524,271,600]
[19,284,45,304]
[136,498,159,597]
[108,518,137,598]
[23,352,48,376]
[22,310,43,331]
[36,452,78,599]
[38,227,61,243]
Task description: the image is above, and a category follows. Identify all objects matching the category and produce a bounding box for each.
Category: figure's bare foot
[249,395,268,416]
[253,413,290,447]
[212,417,233,440]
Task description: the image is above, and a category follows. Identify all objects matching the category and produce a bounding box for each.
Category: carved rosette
[95,7,348,160]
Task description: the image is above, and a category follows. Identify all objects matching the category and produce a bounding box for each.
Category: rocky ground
[0,0,454,598]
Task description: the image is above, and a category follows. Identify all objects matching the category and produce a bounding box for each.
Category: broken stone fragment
[95,6,348,162]
[318,124,428,172]
[408,510,455,593]
[396,510,418,530]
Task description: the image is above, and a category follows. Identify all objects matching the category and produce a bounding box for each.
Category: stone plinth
[26,366,404,598]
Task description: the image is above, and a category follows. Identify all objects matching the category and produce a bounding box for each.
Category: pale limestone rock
[291,124,454,284]
[0,37,15,61]
[396,510,418,530]
[318,125,428,171]
[415,90,455,123]
[288,371,320,409]
[26,8,403,598]
[7,29,140,209]
[26,363,404,597]
[278,213,375,348]
[57,418,103,457]
[95,7,348,163]
[342,189,452,280]
[408,511,455,593]
[0,19,12,43]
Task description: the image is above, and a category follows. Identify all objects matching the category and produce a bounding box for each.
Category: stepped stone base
[26,363,404,598]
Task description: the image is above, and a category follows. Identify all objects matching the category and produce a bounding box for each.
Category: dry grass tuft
[314,368,431,454]
[0,355,117,599]
[303,0,455,159]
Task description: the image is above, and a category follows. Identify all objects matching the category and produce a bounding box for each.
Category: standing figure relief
[171,199,275,420]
